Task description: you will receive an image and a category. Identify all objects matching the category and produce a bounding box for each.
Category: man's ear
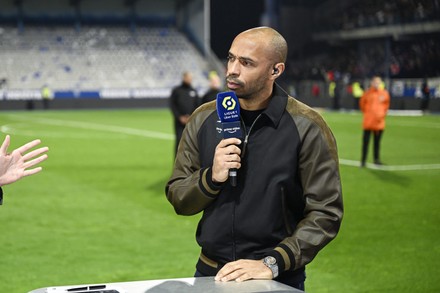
[271,63,285,79]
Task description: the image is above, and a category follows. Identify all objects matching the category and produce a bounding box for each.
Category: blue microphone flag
[216,91,240,122]
[216,91,242,186]
[216,91,242,139]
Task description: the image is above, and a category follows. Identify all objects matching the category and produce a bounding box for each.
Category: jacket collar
[261,83,288,128]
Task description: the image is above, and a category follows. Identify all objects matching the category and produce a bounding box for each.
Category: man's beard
[226,75,268,100]
[226,76,249,99]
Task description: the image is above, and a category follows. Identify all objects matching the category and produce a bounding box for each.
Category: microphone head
[216,91,240,123]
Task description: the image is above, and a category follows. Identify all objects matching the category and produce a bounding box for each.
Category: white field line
[339,159,440,171]
[2,115,439,171]
[2,116,174,140]
[389,121,440,129]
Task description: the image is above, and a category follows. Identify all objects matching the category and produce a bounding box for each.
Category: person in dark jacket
[166,27,343,290]
[169,71,199,155]
[0,135,48,205]
[421,78,430,113]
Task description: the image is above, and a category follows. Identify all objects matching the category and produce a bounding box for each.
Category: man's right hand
[212,138,242,183]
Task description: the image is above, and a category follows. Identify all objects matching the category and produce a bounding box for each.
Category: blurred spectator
[359,76,390,167]
[352,80,364,110]
[41,84,53,110]
[201,71,222,105]
[169,71,199,156]
[312,83,321,97]
[421,78,431,112]
[0,78,6,89]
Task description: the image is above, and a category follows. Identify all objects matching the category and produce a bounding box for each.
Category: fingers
[212,139,242,183]
[215,262,240,282]
[217,138,242,149]
[215,262,250,282]
[22,146,49,162]
[216,138,242,160]
[16,139,42,155]
[0,135,11,155]
[23,153,48,170]
[12,140,48,173]
[22,166,43,177]
[215,259,273,283]
[218,269,249,282]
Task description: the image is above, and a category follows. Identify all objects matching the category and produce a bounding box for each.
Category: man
[421,78,430,113]
[0,135,49,205]
[201,71,222,105]
[359,76,390,167]
[169,71,199,155]
[166,27,343,290]
[351,80,364,110]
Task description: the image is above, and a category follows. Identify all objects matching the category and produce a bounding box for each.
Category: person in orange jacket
[359,76,390,167]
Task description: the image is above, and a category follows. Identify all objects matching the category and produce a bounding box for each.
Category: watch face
[265,256,276,265]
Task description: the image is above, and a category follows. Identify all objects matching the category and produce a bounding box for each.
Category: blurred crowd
[285,0,440,83]
[286,36,440,81]
[317,0,440,31]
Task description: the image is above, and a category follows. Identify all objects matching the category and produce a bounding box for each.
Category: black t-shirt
[240,108,264,129]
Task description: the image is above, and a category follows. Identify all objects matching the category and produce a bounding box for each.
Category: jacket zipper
[240,113,262,158]
[231,113,263,261]
[232,204,236,260]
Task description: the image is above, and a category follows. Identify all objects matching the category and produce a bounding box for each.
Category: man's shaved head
[236,27,288,64]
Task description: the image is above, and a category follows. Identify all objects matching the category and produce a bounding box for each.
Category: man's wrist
[199,168,222,198]
[207,168,223,188]
[262,256,279,278]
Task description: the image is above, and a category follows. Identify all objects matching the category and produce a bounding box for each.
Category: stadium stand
[0,0,438,111]
[0,25,210,97]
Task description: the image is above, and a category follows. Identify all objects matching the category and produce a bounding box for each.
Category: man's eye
[227,56,235,62]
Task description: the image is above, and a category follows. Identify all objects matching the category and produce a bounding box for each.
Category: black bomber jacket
[166,85,343,280]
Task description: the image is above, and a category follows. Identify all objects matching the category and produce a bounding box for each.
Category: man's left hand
[215,259,273,282]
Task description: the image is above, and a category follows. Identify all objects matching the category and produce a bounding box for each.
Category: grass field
[0,108,439,293]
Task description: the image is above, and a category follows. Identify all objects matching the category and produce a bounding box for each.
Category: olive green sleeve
[272,98,343,272]
[165,103,221,216]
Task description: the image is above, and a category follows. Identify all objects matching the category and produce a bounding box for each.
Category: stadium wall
[1,78,439,112]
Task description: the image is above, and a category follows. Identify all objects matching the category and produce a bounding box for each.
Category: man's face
[183,73,193,85]
[226,34,273,99]
[371,77,381,89]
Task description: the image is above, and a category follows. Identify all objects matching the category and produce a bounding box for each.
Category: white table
[29,276,303,293]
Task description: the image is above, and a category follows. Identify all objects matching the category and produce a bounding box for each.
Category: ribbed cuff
[199,168,223,198]
[265,244,296,272]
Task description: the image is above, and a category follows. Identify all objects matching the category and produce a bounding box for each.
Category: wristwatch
[263,256,279,278]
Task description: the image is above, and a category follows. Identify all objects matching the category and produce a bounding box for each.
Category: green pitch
[0,108,439,292]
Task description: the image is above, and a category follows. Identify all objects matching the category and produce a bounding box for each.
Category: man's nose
[227,60,240,77]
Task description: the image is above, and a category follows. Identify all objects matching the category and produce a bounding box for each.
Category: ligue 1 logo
[216,91,242,139]
[222,96,236,111]
[217,91,240,122]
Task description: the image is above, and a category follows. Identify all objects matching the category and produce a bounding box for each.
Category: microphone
[216,91,242,187]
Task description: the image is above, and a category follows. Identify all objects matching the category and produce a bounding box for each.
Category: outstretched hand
[0,135,49,186]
